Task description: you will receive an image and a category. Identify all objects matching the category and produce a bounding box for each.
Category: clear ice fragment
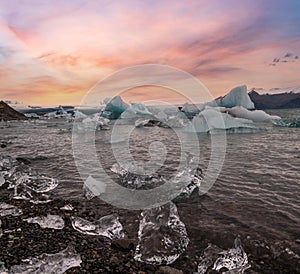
[134,202,189,265]
[9,244,81,274]
[71,214,124,240]
[0,203,22,217]
[25,214,64,229]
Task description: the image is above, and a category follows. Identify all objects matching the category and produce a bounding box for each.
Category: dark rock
[16,157,31,165]
[0,144,6,148]
[156,266,184,274]
[109,256,119,264]
[111,238,135,251]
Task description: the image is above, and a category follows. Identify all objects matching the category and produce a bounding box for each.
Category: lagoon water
[0,108,299,273]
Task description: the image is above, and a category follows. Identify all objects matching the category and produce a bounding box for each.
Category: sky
[0,0,300,106]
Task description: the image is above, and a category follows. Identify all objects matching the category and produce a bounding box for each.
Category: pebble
[111,238,135,251]
[109,256,119,264]
[156,266,184,274]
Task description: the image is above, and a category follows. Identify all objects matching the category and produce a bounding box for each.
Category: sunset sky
[0,0,300,106]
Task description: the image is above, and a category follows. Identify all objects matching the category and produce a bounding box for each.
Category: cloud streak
[0,0,299,105]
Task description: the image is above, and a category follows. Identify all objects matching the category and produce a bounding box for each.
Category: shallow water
[0,109,299,272]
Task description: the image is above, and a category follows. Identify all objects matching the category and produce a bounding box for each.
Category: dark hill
[0,101,27,121]
[249,91,300,109]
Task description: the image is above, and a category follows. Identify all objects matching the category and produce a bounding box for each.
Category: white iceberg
[25,214,65,229]
[73,110,88,119]
[185,108,257,133]
[134,202,189,265]
[227,106,281,122]
[104,96,129,119]
[71,214,124,240]
[121,102,152,119]
[9,244,81,273]
[131,103,152,115]
[181,102,204,115]
[44,106,71,119]
[216,85,255,109]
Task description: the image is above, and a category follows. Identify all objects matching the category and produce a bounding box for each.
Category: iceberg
[121,103,152,119]
[272,118,300,128]
[9,244,81,273]
[44,106,71,119]
[134,202,189,265]
[181,103,204,118]
[73,110,88,119]
[185,108,257,133]
[25,214,65,229]
[0,203,22,217]
[196,237,251,274]
[216,85,255,109]
[227,106,281,122]
[131,103,152,115]
[71,214,124,240]
[104,96,129,119]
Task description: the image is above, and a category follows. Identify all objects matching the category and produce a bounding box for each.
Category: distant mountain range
[249,91,300,109]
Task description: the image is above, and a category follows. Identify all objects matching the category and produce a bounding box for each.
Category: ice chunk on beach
[197,244,223,274]
[216,85,255,109]
[0,156,58,203]
[0,203,22,217]
[0,265,8,274]
[60,204,74,211]
[227,106,281,122]
[134,202,189,265]
[111,163,165,189]
[185,108,257,133]
[9,244,81,274]
[25,214,64,229]
[196,237,250,274]
[83,175,106,200]
[71,214,124,239]
[213,237,250,273]
[0,174,4,186]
